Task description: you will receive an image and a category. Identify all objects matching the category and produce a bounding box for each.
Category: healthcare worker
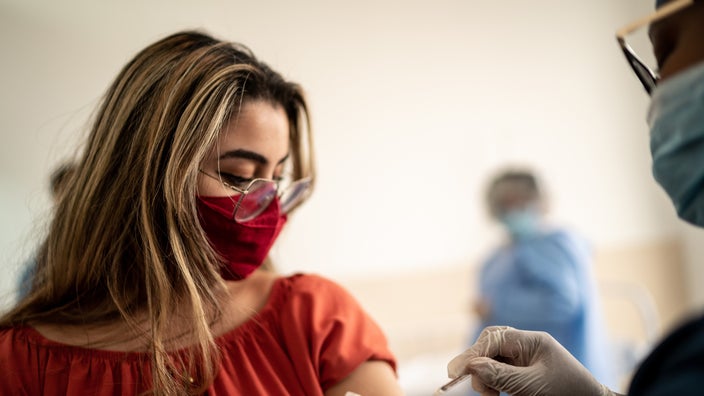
[446,0,704,395]
[472,169,614,390]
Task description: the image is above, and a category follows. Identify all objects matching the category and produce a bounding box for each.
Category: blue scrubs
[474,228,616,389]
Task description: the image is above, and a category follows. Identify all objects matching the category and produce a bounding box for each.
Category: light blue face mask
[500,208,541,239]
[648,61,704,226]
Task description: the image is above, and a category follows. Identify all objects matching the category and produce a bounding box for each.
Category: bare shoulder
[30,270,284,350]
[31,320,148,351]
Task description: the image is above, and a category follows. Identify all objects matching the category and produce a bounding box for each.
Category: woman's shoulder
[0,324,152,394]
[0,326,25,353]
[217,272,356,335]
[274,273,355,307]
[1,325,48,348]
[279,272,344,290]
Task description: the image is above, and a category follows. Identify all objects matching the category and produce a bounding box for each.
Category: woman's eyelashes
[217,168,286,188]
[219,172,253,189]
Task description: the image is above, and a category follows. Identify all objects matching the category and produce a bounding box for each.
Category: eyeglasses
[615,0,695,95]
[200,170,312,223]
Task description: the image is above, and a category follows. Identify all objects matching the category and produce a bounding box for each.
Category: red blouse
[0,274,396,395]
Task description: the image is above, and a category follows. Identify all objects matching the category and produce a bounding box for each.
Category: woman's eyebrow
[219,149,268,164]
[219,149,290,165]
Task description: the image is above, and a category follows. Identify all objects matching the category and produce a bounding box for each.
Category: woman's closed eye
[219,172,253,189]
[218,169,288,189]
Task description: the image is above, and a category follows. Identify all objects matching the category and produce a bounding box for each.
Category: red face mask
[197,195,287,280]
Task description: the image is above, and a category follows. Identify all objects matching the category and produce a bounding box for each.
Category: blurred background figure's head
[486,168,546,239]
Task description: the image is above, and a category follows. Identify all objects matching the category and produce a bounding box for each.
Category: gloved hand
[447,326,622,396]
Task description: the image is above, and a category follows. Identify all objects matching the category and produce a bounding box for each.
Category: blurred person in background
[470,168,615,391]
[447,0,704,395]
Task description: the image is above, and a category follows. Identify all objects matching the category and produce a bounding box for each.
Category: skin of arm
[324,361,403,396]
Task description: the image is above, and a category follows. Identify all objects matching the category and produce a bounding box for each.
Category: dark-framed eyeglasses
[615,0,695,95]
[200,170,312,223]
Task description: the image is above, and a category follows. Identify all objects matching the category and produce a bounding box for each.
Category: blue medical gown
[473,228,616,388]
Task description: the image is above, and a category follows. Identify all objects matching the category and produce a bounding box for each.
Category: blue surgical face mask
[500,207,541,239]
[648,61,704,226]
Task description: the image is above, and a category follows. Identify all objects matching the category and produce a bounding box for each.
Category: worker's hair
[1,30,314,395]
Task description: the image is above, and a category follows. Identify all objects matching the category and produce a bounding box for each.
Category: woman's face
[198,100,290,197]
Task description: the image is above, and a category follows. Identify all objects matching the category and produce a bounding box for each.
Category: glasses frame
[615,0,695,94]
[200,170,311,222]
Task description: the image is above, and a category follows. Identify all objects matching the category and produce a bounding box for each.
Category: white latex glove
[447,326,622,396]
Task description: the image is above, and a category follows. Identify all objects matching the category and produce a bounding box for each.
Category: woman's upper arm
[324,360,403,396]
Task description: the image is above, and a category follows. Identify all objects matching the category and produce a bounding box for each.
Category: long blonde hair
[1,31,314,394]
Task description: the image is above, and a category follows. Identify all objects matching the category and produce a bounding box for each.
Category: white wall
[0,0,682,306]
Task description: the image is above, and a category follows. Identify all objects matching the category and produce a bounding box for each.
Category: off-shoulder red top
[0,274,396,395]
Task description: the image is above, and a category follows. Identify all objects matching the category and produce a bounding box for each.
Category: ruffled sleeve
[277,274,397,391]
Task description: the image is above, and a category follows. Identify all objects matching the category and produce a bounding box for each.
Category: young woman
[0,31,402,396]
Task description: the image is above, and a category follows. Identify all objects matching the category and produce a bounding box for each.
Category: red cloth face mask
[197,195,287,280]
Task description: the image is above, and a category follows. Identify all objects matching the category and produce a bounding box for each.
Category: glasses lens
[629,56,658,94]
[279,177,312,213]
[235,180,277,222]
[619,36,659,95]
